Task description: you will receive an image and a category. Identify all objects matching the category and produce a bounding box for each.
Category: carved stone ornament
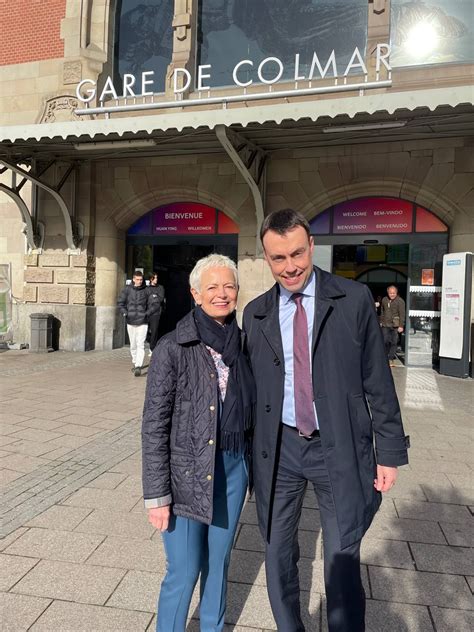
[39,95,85,123]
[63,60,82,85]
[173,12,191,41]
[370,0,386,15]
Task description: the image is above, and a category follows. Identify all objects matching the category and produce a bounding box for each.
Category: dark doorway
[332,244,408,301]
[126,237,238,335]
[332,244,409,364]
[356,267,408,305]
[153,243,214,335]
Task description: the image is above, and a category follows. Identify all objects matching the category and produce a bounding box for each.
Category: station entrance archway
[311,197,448,367]
[126,202,239,334]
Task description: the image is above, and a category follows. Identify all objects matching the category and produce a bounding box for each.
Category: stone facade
[2,133,474,350]
[6,250,96,350]
[1,0,473,350]
[23,253,95,306]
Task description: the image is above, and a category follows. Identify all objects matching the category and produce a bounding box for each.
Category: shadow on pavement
[185,482,473,630]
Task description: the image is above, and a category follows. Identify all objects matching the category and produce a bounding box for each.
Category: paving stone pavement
[0,349,473,631]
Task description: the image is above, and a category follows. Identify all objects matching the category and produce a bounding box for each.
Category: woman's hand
[148,505,171,532]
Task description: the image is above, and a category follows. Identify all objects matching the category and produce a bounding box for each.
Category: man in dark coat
[242,209,409,632]
[146,272,166,354]
[117,270,149,376]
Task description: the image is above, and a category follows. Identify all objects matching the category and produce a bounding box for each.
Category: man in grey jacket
[380,285,406,367]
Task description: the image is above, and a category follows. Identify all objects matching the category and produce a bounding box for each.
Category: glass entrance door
[406,243,447,367]
[310,196,449,368]
[331,243,409,365]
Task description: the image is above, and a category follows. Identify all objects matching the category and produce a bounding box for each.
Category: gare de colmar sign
[75,44,392,114]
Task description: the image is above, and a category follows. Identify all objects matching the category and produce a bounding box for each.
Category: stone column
[94,216,126,351]
[448,147,474,253]
[366,0,390,81]
[449,212,474,253]
[166,0,198,96]
[447,146,474,318]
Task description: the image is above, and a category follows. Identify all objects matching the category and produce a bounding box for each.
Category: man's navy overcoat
[242,266,409,549]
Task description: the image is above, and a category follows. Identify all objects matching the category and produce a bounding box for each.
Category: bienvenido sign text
[76,44,391,104]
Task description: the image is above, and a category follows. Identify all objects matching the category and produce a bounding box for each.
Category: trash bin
[29,313,54,353]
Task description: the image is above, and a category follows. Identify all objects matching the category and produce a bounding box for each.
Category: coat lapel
[312,266,346,354]
[312,296,334,354]
[254,285,284,364]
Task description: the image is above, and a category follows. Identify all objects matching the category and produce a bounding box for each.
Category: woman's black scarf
[193,306,255,454]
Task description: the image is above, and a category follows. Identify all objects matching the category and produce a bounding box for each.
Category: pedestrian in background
[147,272,166,355]
[374,294,383,318]
[117,269,149,376]
[142,254,255,632]
[380,285,405,367]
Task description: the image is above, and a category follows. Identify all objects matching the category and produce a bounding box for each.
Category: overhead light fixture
[322,121,407,133]
[74,139,157,151]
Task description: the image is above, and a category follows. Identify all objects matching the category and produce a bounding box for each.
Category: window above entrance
[310,198,448,236]
[390,0,474,68]
[114,0,174,94]
[127,202,239,236]
[197,0,368,88]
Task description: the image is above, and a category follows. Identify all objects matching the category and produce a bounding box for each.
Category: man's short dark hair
[132,270,144,278]
[260,208,311,243]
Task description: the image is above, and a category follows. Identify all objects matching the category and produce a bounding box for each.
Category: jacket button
[210,405,215,411]
[210,373,215,378]
[273,358,280,366]
[261,451,268,458]
[265,405,271,412]
[206,474,212,481]
[208,439,214,445]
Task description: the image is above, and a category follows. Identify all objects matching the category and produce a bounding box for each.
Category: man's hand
[397,327,404,333]
[374,465,398,492]
[148,505,171,532]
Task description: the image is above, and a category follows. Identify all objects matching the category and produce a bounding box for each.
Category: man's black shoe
[134,366,141,377]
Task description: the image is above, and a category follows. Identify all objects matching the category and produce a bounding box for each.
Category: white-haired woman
[142,254,255,632]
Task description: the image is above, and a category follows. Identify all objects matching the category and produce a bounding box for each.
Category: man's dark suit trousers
[265,424,366,632]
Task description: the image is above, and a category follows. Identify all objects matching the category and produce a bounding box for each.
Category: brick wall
[0,0,66,66]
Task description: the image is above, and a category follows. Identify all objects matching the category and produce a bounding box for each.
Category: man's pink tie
[292,293,317,437]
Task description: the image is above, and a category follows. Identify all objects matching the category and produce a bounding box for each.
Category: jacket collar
[253,266,346,359]
[175,310,201,345]
[253,265,346,317]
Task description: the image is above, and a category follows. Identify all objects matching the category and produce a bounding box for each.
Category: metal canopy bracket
[215,125,266,256]
[0,159,82,252]
[0,180,42,250]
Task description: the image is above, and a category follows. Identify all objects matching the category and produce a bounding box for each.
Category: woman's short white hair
[189,254,238,292]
